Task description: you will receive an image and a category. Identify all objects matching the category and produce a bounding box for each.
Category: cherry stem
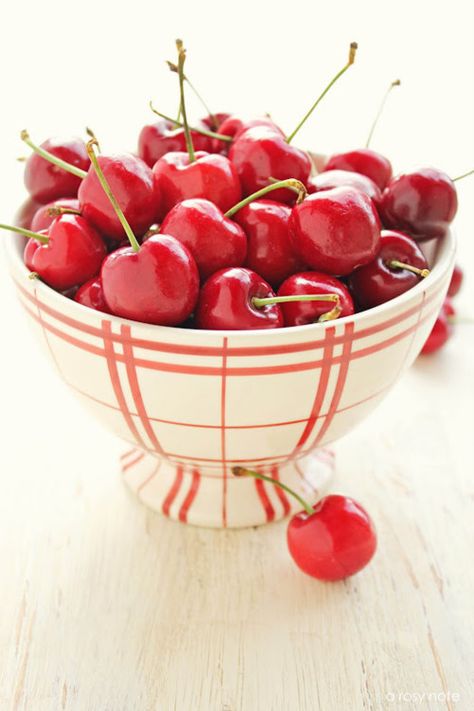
[286,42,358,145]
[149,103,232,142]
[86,139,140,253]
[47,206,81,217]
[388,260,430,278]
[176,44,195,162]
[0,222,48,244]
[167,56,217,129]
[365,79,401,149]
[224,179,307,217]
[20,130,88,179]
[232,466,314,516]
[452,169,474,182]
[252,293,342,322]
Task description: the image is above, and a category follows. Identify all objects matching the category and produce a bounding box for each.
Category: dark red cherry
[138,118,211,167]
[421,299,454,355]
[380,169,457,241]
[24,137,90,204]
[30,198,80,232]
[195,267,284,330]
[290,187,381,276]
[152,151,241,216]
[324,149,392,190]
[233,200,305,288]
[74,276,111,313]
[78,153,159,240]
[101,234,199,325]
[160,198,247,280]
[228,125,311,203]
[308,169,381,209]
[23,214,106,291]
[348,230,429,309]
[278,272,354,326]
[448,264,463,297]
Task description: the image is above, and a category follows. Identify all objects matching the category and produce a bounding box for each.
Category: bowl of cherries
[3,41,465,580]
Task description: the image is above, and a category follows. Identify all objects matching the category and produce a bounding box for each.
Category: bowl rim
[4,223,456,339]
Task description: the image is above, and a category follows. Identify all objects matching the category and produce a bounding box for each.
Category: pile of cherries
[4,41,468,344]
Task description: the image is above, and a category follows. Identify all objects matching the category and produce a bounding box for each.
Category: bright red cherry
[421,299,454,355]
[228,125,311,204]
[152,151,241,215]
[78,153,159,240]
[233,200,305,287]
[210,115,282,154]
[290,187,381,276]
[448,264,463,297]
[30,198,80,232]
[308,169,382,209]
[287,495,377,580]
[138,119,211,167]
[195,267,284,330]
[74,276,111,313]
[348,230,429,309]
[22,214,106,290]
[101,234,199,325]
[380,169,457,241]
[278,272,354,326]
[160,198,247,280]
[23,136,90,203]
[324,149,392,190]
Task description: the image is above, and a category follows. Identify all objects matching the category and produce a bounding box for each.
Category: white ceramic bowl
[5,226,455,527]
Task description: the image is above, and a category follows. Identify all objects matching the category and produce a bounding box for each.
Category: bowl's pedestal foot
[120,449,335,529]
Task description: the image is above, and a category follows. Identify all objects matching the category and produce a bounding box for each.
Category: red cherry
[78,153,159,240]
[348,230,429,309]
[74,277,111,314]
[325,149,392,190]
[195,267,283,330]
[421,299,454,354]
[308,169,381,209]
[290,187,381,276]
[152,151,241,215]
[380,169,457,241]
[233,200,305,287]
[448,264,463,297]
[23,214,106,290]
[30,198,80,232]
[287,495,377,581]
[24,136,90,203]
[160,198,247,280]
[101,234,199,325]
[278,272,354,326]
[217,115,283,145]
[228,125,311,204]
[138,119,211,167]
[200,112,232,131]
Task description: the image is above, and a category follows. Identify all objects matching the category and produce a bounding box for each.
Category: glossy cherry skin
[308,169,382,209]
[24,137,90,204]
[138,119,211,167]
[287,495,377,581]
[23,214,106,291]
[233,200,305,288]
[278,272,354,326]
[152,151,241,216]
[30,198,80,232]
[74,277,111,313]
[348,230,429,309]
[290,187,381,276]
[380,169,457,241]
[324,149,392,191]
[78,153,159,241]
[195,267,283,330]
[160,198,247,280]
[228,125,311,203]
[421,299,454,355]
[448,264,463,297]
[101,234,199,326]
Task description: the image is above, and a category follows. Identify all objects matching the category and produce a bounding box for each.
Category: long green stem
[167,59,217,128]
[0,223,49,244]
[149,103,232,142]
[177,45,195,162]
[20,130,88,179]
[388,260,430,278]
[286,42,358,144]
[452,169,474,182]
[86,139,140,253]
[232,466,314,515]
[366,79,400,148]
[252,294,342,322]
[224,179,307,218]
